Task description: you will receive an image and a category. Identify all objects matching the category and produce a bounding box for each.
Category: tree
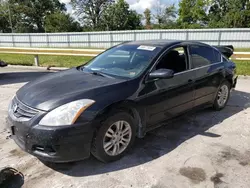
[178,0,208,28]
[71,0,114,30]
[163,5,177,28]
[0,0,23,33]
[144,8,152,29]
[19,0,66,32]
[101,0,142,31]
[45,12,82,32]
[153,0,166,26]
[208,0,250,28]
[0,1,11,33]
[152,1,177,28]
[1,0,66,33]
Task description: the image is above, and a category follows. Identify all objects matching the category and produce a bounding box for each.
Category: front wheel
[91,112,136,163]
[213,81,231,110]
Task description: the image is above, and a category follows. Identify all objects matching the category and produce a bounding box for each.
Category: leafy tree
[178,0,208,28]
[127,10,143,30]
[1,0,66,33]
[153,0,166,26]
[153,1,177,28]
[71,0,114,30]
[144,8,152,29]
[101,0,142,30]
[0,14,10,33]
[207,1,226,28]
[0,1,11,33]
[163,5,177,28]
[0,0,24,33]
[45,12,82,32]
[165,5,177,21]
[208,0,250,28]
[20,0,65,32]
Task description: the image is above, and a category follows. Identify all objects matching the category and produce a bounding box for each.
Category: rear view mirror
[149,69,174,80]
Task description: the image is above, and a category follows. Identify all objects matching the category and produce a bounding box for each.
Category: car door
[139,46,196,127]
[188,44,225,107]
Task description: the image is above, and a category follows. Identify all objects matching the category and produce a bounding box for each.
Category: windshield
[82,44,161,79]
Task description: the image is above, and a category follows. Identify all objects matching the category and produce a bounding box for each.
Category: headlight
[39,99,95,126]
[8,96,15,114]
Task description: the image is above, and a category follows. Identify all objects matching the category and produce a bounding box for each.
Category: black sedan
[7,40,237,163]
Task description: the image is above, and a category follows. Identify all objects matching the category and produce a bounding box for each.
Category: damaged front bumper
[6,116,95,163]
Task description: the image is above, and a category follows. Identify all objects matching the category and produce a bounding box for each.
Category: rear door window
[214,49,222,63]
[222,56,228,62]
[189,45,221,68]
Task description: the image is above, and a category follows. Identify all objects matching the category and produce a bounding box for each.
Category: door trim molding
[174,62,224,76]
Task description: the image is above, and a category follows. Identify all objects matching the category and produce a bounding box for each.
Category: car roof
[125,40,209,48]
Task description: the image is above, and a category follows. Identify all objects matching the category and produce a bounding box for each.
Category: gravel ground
[0,66,250,188]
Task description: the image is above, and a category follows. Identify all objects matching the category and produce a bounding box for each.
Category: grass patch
[1,54,249,75]
[235,48,250,52]
[234,60,250,75]
[0,54,93,67]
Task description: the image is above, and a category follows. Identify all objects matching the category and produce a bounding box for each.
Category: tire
[91,112,136,163]
[213,80,231,110]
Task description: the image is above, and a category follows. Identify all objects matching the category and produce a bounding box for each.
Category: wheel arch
[224,62,236,88]
[95,100,146,138]
[225,73,234,88]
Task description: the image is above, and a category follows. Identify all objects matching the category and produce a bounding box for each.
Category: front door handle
[188,79,193,83]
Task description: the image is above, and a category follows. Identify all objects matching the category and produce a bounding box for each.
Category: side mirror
[149,69,174,80]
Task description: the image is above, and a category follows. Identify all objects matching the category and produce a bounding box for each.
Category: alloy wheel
[217,85,229,107]
[103,120,132,156]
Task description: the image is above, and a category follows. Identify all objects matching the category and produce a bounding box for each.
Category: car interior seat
[157,50,185,73]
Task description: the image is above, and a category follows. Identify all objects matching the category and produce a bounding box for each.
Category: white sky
[126,0,156,12]
[59,0,179,14]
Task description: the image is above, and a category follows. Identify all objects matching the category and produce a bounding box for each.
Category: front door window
[156,46,188,74]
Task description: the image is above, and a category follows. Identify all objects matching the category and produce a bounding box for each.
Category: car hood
[16,68,126,111]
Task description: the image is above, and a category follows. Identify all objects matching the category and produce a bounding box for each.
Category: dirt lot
[0,67,250,188]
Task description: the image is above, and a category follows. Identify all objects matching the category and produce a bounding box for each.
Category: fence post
[87,33,91,48]
[67,33,70,47]
[160,31,163,39]
[12,34,15,47]
[29,34,32,47]
[110,32,113,47]
[34,55,39,66]
[46,34,49,47]
[218,31,222,46]
[134,31,137,41]
[186,30,189,40]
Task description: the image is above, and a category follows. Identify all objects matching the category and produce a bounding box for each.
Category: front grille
[11,97,39,120]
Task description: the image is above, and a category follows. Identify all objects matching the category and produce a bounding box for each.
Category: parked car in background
[7,40,237,163]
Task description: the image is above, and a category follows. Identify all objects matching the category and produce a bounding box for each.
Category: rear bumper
[6,116,95,163]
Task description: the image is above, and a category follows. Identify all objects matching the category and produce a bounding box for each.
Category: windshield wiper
[90,71,106,77]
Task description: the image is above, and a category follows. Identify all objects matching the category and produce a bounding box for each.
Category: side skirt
[144,103,212,134]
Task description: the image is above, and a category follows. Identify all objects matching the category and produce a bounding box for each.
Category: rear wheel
[213,81,231,110]
[91,112,136,163]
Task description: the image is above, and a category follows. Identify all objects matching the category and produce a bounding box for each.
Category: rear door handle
[188,79,193,83]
